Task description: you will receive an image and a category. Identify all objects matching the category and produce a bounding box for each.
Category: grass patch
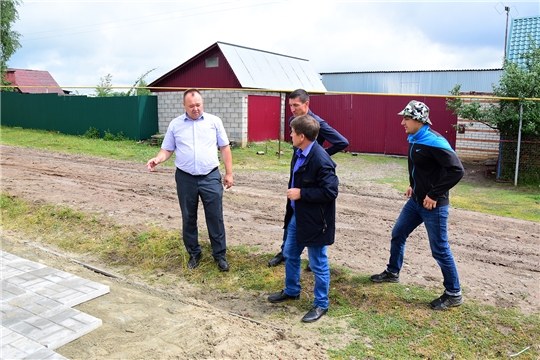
[0,193,184,271]
[333,152,409,186]
[451,183,540,222]
[2,193,539,359]
[230,140,293,171]
[329,275,539,358]
[0,126,162,164]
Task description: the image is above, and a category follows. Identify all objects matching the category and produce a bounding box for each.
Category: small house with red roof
[5,68,64,95]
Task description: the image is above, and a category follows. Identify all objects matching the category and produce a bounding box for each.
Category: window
[205,57,219,68]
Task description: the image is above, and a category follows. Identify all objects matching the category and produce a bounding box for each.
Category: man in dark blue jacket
[370,100,465,310]
[267,114,339,323]
[268,89,348,267]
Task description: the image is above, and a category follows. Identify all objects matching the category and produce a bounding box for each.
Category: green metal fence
[0,93,158,141]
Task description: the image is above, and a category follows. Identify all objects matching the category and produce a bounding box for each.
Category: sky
[8,0,540,95]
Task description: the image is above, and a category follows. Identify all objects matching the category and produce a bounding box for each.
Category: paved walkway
[1,251,109,359]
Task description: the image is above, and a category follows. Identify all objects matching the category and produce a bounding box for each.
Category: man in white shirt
[147,88,233,271]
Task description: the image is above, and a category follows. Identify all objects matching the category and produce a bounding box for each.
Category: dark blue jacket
[408,125,464,207]
[289,110,349,155]
[284,142,339,247]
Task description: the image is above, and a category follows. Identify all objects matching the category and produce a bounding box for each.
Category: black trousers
[175,168,226,260]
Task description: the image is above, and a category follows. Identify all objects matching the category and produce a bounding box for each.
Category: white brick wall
[455,98,500,163]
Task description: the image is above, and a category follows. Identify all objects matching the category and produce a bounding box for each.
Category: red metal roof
[5,68,64,94]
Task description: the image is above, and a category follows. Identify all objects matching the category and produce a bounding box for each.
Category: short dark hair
[290,114,319,142]
[289,89,309,103]
[183,88,201,102]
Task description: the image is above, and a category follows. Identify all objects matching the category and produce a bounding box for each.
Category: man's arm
[147,149,173,171]
[314,115,349,156]
[219,145,234,189]
[427,148,464,202]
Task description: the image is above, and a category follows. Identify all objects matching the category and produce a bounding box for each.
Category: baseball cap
[398,100,432,125]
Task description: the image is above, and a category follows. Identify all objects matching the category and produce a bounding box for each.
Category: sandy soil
[1,144,538,359]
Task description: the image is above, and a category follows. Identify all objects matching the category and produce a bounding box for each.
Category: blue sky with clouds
[9,1,540,94]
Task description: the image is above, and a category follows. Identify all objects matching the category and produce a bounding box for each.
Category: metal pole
[504,6,510,59]
[514,103,523,186]
[278,92,285,160]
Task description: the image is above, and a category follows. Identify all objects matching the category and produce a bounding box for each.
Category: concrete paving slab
[1,251,109,359]
[1,327,67,360]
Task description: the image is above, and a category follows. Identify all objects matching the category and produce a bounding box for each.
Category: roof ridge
[216,41,308,61]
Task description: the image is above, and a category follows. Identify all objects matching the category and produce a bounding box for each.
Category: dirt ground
[1,144,539,359]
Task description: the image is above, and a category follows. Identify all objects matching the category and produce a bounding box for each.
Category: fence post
[514,103,523,186]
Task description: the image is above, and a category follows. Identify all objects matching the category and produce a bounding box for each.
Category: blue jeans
[387,198,461,295]
[283,213,330,309]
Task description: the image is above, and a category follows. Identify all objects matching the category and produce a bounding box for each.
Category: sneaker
[370,270,400,283]
[430,293,464,310]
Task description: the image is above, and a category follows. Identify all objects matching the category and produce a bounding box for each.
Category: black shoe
[216,258,229,272]
[430,293,464,310]
[305,262,312,272]
[370,270,400,283]
[268,251,284,267]
[188,253,202,269]
[301,306,328,323]
[268,290,300,303]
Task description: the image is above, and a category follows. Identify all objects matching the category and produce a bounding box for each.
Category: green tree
[136,78,151,96]
[94,69,155,97]
[447,40,540,138]
[1,0,22,90]
[94,74,116,97]
[126,68,156,96]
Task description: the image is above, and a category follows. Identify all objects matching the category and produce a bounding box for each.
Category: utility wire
[22,2,226,35]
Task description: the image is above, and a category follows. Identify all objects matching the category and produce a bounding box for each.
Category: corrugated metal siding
[285,94,457,155]
[321,70,503,95]
[151,47,241,90]
[0,93,158,140]
[247,95,281,142]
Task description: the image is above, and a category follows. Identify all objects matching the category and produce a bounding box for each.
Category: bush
[103,130,126,141]
[83,127,101,139]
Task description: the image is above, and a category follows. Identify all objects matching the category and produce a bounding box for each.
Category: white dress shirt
[161,112,229,175]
